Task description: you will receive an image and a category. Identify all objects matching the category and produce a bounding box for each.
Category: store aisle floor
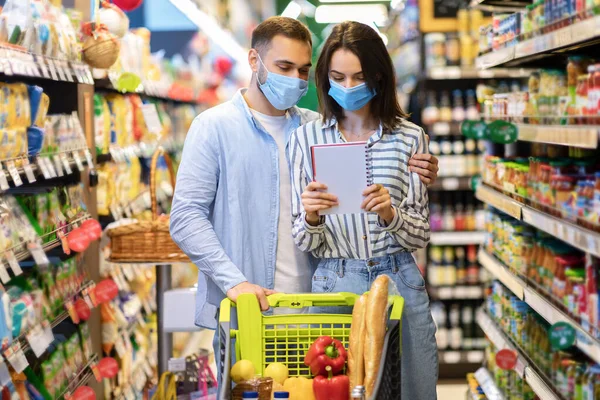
[437,381,468,399]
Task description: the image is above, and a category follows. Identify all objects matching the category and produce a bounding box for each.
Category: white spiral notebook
[310,141,372,215]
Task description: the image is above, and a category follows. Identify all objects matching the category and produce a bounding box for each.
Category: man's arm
[170,117,247,294]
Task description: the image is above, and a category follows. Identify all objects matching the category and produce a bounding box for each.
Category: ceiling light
[315,4,388,26]
[281,1,302,19]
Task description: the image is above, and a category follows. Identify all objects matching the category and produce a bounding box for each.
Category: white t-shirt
[250,109,312,294]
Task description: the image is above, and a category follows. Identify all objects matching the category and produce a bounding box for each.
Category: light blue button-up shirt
[170,89,319,329]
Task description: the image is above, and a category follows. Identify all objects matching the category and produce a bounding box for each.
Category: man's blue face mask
[257,53,308,111]
[328,79,377,111]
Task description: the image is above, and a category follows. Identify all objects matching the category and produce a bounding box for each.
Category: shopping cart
[218,293,404,400]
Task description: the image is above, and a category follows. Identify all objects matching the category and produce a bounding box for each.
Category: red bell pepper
[313,366,349,400]
[304,336,347,376]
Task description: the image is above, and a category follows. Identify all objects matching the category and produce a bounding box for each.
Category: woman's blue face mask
[257,54,308,111]
[328,79,377,111]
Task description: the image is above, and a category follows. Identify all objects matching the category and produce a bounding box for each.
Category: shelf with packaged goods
[476,310,562,400]
[10,280,95,357]
[429,285,485,300]
[476,184,600,258]
[476,15,600,69]
[94,77,200,105]
[478,249,600,365]
[429,176,473,191]
[58,354,100,399]
[474,367,506,400]
[439,349,485,365]
[430,231,486,245]
[426,67,533,80]
[0,148,92,192]
[0,46,93,85]
[479,121,600,149]
[469,0,532,12]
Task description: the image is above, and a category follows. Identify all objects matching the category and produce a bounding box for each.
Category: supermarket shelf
[95,77,199,105]
[429,176,473,191]
[0,46,93,84]
[479,249,600,365]
[476,310,526,377]
[516,124,599,149]
[478,249,526,300]
[439,350,485,365]
[430,231,486,245]
[57,354,99,399]
[470,0,531,12]
[474,367,506,400]
[476,184,600,258]
[478,310,562,400]
[476,15,600,69]
[429,285,485,300]
[426,67,533,80]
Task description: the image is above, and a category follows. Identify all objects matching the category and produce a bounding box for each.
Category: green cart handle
[218,292,403,324]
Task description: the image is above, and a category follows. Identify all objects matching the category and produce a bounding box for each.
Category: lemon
[264,363,289,385]
[231,360,256,383]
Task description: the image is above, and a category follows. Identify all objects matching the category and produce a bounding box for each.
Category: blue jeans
[312,252,438,400]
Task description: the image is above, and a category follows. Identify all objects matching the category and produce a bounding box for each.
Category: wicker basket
[107,148,189,263]
[82,32,120,70]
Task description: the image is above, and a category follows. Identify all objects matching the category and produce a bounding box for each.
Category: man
[170,17,439,331]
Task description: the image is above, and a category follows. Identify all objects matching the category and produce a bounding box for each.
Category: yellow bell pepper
[283,377,316,400]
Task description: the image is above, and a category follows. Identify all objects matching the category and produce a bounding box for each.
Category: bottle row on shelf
[430,192,486,233]
[428,245,489,288]
[432,300,487,352]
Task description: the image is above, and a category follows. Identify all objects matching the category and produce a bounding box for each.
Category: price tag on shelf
[0,165,9,191]
[141,104,163,134]
[47,59,59,81]
[27,325,48,357]
[0,263,10,284]
[55,61,67,81]
[6,161,22,187]
[60,153,73,175]
[41,320,54,349]
[5,343,28,373]
[122,265,134,282]
[72,151,84,172]
[36,157,50,180]
[28,242,49,267]
[52,155,64,177]
[63,62,74,82]
[4,251,22,276]
[84,149,94,169]
[37,56,50,79]
[42,157,56,178]
[168,357,186,372]
[110,205,122,221]
[90,361,102,382]
[467,351,484,363]
[22,161,36,184]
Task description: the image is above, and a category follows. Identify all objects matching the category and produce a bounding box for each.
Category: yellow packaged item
[34,93,50,127]
[11,83,31,129]
[0,128,27,160]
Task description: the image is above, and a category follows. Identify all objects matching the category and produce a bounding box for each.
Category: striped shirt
[288,117,430,260]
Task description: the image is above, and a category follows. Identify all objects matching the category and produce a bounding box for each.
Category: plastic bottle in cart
[273,392,290,399]
[243,392,259,399]
[351,386,366,400]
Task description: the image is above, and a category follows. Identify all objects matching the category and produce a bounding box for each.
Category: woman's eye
[331,76,344,82]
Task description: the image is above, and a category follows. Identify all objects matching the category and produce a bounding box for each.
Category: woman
[288,21,437,399]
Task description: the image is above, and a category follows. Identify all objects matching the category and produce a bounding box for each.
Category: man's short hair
[251,17,312,53]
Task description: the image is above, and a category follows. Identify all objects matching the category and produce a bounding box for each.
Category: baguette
[348,293,368,390]
[364,275,390,398]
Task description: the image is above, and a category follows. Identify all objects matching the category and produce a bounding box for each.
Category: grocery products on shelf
[430,192,486,232]
[432,300,486,351]
[478,1,600,56]
[428,245,487,287]
[484,280,600,399]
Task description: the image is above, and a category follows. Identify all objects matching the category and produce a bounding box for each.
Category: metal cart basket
[218,293,404,400]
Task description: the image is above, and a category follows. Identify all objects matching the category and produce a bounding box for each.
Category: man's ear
[248,49,259,74]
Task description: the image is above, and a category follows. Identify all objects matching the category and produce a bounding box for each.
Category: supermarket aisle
[437,381,468,399]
